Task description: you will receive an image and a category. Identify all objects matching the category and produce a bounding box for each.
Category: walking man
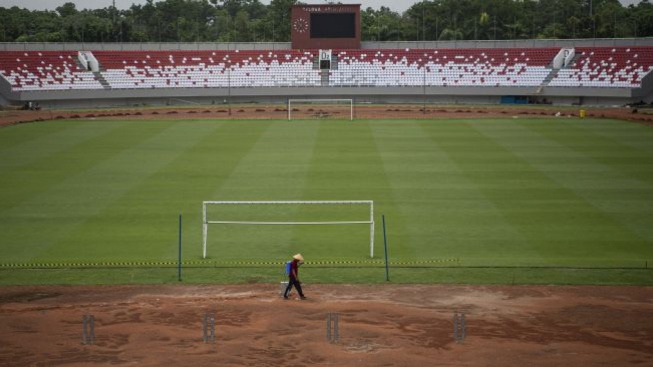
[284,253,307,300]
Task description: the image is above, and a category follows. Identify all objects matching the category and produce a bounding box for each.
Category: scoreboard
[291,4,361,49]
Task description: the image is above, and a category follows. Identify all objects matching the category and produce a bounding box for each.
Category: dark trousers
[284,277,305,298]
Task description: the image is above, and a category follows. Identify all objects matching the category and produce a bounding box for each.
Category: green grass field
[1,118,652,285]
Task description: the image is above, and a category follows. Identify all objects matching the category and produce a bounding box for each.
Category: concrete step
[93,72,112,90]
[320,70,330,86]
[75,58,87,71]
[565,53,582,68]
[543,69,559,84]
[331,56,339,70]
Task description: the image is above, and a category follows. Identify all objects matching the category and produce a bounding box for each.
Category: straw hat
[293,253,304,262]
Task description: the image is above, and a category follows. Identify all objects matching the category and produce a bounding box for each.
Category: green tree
[567,15,581,38]
[631,1,653,37]
[56,2,78,18]
[1,0,653,43]
[234,10,250,41]
[361,6,403,41]
[438,28,463,40]
[267,0,297,41]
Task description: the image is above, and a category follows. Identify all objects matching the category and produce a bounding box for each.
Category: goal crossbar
[202,200,374,258]
[204,200,371,205]
[207,221,372,225]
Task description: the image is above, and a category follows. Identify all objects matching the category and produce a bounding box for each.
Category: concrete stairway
[320,70,330,86]
[93,72,111,90]
[537,53,582,93]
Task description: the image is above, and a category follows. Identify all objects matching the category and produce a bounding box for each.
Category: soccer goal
[287,99,353,121]
[202,200,374,259]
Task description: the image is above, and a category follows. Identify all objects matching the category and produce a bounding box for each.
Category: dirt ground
[2,104,653,127]
[0,284,651,366]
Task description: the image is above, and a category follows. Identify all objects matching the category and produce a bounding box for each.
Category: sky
[0,0,643,14]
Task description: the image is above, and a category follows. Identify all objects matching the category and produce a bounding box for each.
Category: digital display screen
[310,13,356,38]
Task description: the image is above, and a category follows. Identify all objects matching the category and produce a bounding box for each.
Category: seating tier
[549,47,653,88]
[93,50,320,89]
[1,47,652,92]
[0,51,102,91]
[331,48,558,87]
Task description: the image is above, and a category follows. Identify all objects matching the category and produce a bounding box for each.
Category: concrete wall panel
[2,38,652,52]
[0,84,636,109]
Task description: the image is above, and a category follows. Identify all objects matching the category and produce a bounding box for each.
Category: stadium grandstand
[2,2,653,365]
[1,1,653,109]
[2,40,653,108]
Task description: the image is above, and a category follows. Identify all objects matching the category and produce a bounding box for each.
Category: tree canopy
[0,0,651,43]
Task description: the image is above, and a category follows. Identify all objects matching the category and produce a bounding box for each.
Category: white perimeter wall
[1,38,652,52]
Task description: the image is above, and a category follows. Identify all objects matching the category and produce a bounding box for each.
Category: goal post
[202,200,374,259]
[287,99,353,121]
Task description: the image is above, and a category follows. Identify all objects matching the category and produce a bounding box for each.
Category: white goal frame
[202,200,374,259]
[287,99,353,121]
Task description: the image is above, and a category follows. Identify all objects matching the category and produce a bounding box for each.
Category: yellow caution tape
[0,258,459,268]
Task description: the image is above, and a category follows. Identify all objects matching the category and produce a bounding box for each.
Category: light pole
[228,57,232,116]
[422,1,425,41]
[590,0,596,37]
[513,15,516,39]
[435,17,438,42]
[423,58,426,115]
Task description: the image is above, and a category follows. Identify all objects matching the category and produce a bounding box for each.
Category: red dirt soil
[2,105,653,127]
[0,284,651,366]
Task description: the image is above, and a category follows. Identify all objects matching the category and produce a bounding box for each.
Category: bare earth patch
[2,105,653,127]
[0,284,651,366]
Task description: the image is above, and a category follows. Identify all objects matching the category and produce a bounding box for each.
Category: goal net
[202,200,374,260]
[287,99,353,121]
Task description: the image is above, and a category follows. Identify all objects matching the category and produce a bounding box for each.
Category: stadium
[1,0,652,365]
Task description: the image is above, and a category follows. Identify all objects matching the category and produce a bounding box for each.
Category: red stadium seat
[549,47,653,87]
[0,51,103,91]
[1,47,652,91]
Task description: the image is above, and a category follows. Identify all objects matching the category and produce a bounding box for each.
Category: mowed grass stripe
[175,121,272,261]
[206,121,319,261]
[297,120,405,261]
[365,121,410,261]
[0,120,78,151]
[4,121,210,263]
[575,119,653,155]
[372,121,451,259]
[416,120,538,264]
[0,120,175,262]
[0,121,171,212]
[474,120,653,264]
[372,120,530,264]
[525,120,653,187]
[1,119,651,285]
[372,120,460,261]
[0,121,119,170]
[421,120,618,266]
[36,120,271,263]
[516,120,653,246]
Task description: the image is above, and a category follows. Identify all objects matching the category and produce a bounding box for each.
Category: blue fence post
[178,212,182,282]
[383,214,389,282]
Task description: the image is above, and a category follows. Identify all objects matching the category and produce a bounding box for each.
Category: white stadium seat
[1,48,652,92]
